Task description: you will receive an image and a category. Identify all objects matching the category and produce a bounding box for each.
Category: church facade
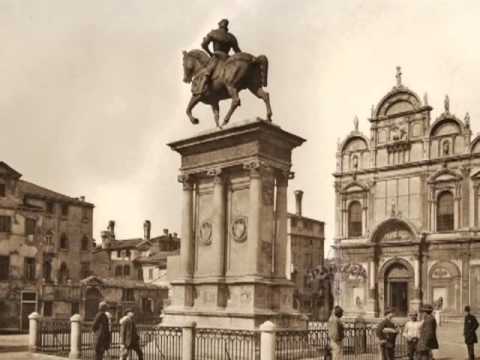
[334,68,480,319]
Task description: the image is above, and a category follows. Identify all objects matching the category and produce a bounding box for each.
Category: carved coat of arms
[231,216,247,243]
[199,221,212,245]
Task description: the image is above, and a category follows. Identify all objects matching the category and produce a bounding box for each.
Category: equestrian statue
[182,19,272,127]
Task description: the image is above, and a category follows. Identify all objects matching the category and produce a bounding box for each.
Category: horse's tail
[255,55,268,87]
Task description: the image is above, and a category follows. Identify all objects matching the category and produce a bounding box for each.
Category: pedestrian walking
[120,308,143,360]
[376,307,398,360]
[403,311,421,360]
[92,301,111,360]
[417,304,439,360]
[327,305,345,360]
[464,305,479,360]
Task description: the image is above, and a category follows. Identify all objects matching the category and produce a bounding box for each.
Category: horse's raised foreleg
[186,94,202,124]
[211,102,220,128]
[222,86,241,126]
[249,86,272,121]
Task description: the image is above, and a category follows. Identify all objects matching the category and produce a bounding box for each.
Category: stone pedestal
[164,118,306,329]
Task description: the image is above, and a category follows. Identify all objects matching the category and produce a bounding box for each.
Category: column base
[69,351,81,359]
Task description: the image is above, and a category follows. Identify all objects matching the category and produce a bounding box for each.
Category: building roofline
[287,212,324,224]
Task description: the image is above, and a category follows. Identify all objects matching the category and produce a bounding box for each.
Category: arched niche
[428,261,460,313]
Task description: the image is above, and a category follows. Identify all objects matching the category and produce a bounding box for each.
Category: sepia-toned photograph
[1,1,480,359]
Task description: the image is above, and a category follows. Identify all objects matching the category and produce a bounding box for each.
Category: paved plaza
[0,323,479,360]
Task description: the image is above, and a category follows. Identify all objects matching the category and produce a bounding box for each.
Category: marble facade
[163,119,306,329]
[334,68,480,319]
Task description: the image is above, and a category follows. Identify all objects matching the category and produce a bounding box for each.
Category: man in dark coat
[417,304,439,360]
[92,301,111,360]
[376,307,398,360]
[464,305,479,360]
[120,308,143,360]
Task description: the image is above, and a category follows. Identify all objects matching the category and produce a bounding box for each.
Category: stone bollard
[181,321,197,360]
[69,314,82,359]
[28,312,41,352]
[260,321,276,360]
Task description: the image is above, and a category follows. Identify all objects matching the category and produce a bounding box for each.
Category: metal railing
[33,317,408,360]
[80,324,182,360]
[195,328,260,360]
[276,323,408,360]
[37,318,71,356]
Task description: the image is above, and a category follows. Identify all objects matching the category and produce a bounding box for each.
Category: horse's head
[182,50,195,83]
[182,49,209,84]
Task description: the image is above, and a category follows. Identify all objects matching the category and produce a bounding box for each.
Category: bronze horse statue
[182,49,272,127]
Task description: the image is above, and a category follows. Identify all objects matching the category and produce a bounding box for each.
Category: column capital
[206,168,224,184]
[243,160,271,178]
[276,170,294,186]
[178,174,194,190]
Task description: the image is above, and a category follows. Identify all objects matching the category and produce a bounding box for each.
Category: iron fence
[34,318,408,360]
[195,328,260,360]
[276,323,408,360]
[80,324,182,360]
[37,318,71,356]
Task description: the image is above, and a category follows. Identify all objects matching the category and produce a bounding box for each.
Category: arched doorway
[85,287,102,320]
[384,263,412,316]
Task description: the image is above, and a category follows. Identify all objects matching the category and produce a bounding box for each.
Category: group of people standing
[328,304,479,360]
[92,301,143,360]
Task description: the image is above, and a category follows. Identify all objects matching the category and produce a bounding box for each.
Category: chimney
[163,228,169,236]
[107,220,115,239]
[294,190,304,217]
[173,232,178,238]
[79,196,85,202]
[101,230,111,249]
[144,220,151,241]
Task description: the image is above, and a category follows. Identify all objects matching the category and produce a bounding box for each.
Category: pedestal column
[245,162,262,276]
[179,175,195,278]
[274,171,289,278]
[208,168,226,277]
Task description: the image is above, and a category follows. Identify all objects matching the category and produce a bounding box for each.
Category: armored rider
[198,19,242,94]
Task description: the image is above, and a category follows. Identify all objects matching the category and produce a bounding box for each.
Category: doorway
[389,282,408,316]
[384,263,412,317]
[20,291,37,331]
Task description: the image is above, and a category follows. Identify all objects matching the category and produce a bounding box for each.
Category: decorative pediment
[340,134,369,154]
[341,181,369,194]
[374,88,422,118]
[80,275,104,286]
[369,218,417,243]
[427,168,462,184]
[428,115,464,138]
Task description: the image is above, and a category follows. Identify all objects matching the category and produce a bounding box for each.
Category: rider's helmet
[218,19,229,29]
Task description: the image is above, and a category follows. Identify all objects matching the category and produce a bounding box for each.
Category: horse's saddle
[191,52,256,95]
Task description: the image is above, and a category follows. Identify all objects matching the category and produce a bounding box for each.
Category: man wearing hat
[417,304,439,360]
[464,305,479,360]
[120,308,143,360]
[403,311,421,360]
[376,307,398,360]
[198,19,242,94]
[328,305,345,359]
[92,301,111,360]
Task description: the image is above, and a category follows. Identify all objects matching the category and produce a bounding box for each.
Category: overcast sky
[2,1,480,255]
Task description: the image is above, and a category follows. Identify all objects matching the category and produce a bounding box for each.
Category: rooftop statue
[182,19,272,128]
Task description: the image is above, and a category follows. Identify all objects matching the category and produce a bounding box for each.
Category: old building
[334,68,480,319]
[89,220,180,319]
[286,190,329,319]
[0,161,94,331]
[92,220,180,281]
